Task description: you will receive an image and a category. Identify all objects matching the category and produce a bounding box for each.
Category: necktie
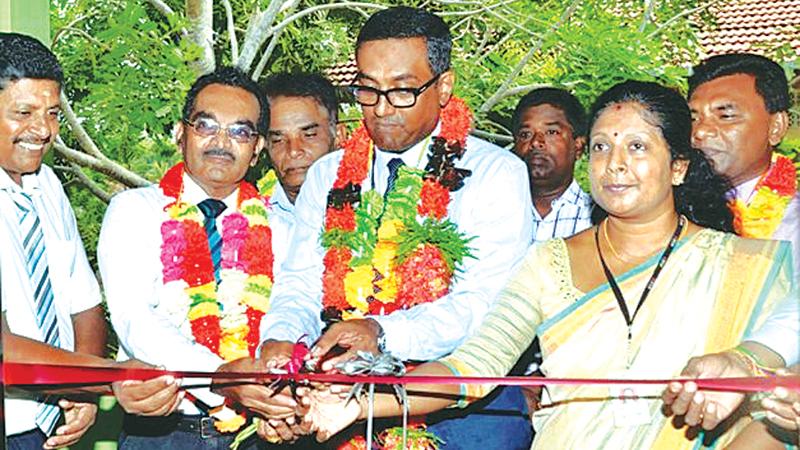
[13,192,61,435]
[385,157,405,199]
[197,199,227,283]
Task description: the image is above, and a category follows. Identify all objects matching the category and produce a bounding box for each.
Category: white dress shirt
[733,175,800,365]
[1,165,102,436]
[261,127,534,361]
[532,179,593,242]
[98,173,294,414]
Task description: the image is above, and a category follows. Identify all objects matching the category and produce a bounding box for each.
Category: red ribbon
[3,362,799,392]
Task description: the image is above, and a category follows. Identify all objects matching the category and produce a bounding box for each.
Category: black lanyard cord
[594,215,686,340]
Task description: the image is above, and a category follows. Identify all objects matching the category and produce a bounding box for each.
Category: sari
[441,229,797,449]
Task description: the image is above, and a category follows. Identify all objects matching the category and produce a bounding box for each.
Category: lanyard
[594,215,686,341]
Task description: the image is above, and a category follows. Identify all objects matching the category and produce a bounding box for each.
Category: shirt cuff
[371,314,410,360]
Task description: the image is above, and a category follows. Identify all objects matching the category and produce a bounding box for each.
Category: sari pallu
[442,229,796,450]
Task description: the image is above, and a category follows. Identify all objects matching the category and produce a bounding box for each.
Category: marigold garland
[730,153,798,238]
[159,163,278,432]
[320,97,475,322]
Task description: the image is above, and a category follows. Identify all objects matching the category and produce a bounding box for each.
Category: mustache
[13,136,51,145]
[203,148,235,160]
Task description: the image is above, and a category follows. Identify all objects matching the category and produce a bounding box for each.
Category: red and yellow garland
[730,153,798,238]
[320,97,475,322]
[159,163,278,432]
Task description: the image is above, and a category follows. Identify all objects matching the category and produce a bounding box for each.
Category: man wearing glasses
[254,7,534,448]
[97,67,274,450]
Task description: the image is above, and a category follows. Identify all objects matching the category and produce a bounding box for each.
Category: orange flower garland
[730,153,798,238]
[320,97,475,322]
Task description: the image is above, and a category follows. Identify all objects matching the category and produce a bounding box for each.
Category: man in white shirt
[663,53,799,437]
[98,67,275,449]
[512,87,593,242]
[249,7,534,448]
[1,32,180,450]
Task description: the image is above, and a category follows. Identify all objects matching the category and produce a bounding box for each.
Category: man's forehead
[192,83,259,119]
[520,104,570,125]
[690,73,761,106]
[1,78,61,104]
[356,38,431,80]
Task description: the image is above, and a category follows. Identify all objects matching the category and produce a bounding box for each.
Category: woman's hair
[587,80,735,233]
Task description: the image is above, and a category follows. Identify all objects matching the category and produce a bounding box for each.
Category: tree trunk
[186,0,215,74]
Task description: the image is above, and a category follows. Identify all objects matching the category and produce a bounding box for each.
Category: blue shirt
[532,179,593,242]
[261,129,534,361]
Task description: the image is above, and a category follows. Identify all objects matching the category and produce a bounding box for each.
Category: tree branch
[237,0,287,72]
[54,140,151,188]
[250,0,301,79]
[639,0,657,33]
[144,0,175,16]
[478,0,581,115]
[470,129,513,144]
[185,0,215,74]
[268,2,386,38]
[62,162,113,203]
[221,0,239,62]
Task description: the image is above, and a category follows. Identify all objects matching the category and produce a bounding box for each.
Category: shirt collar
[729,174,761,201]
[270,181,294,214]
[181,171,239,210]
[0,166,42,196]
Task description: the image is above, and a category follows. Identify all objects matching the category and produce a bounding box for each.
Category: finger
[320,347,361,372]
[257,420,282,445]
[662,382,682,408]
[44,433,81,449]
[57,399,75,410]
[138,383,181,416]
[683,391,706,427]
[270,419,295,442]
[764,411,799,430]
[700,401,722,430]
[763,397,799,424]
[670,382,698,416]
[310,327,343,360]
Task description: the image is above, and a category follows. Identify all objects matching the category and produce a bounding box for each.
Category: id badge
[610,384,652,428]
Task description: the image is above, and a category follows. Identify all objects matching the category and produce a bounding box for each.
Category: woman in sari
[301,81,797,449]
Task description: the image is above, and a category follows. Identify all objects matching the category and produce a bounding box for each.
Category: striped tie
[385,157,404,199]
[13,192,61,435]
[197,199,227,282]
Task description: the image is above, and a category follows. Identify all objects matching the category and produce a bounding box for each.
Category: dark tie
[385,157,405,199]
[13,191,61,434]
[197,199,227,282]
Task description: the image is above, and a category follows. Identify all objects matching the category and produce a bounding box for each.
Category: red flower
[191,315,221,354]
[182,221,215,287]
[237,180,260,204]
[242,225,274,278]
[325,204,357,231]
[159,162,185,199]
[418,179,450,219]
[397,245,452,308]
[439,97,472,147]
[335,125,372,188]
[338,436,367,450]
[323,247,352,310]
[762,155,798,197]
[245,307,264,357]
[368,299,401,316]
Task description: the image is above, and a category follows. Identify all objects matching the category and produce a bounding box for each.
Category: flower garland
[320,97,475,322]
[339,423,442,450]
[730,153,798,238]
[159,163,278,432]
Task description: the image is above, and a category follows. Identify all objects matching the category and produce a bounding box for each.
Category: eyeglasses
[184,116,258,143]
[350,74,440,108]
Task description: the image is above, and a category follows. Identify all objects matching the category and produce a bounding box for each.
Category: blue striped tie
[197,199,227,283]
[14,192,61,435]
[385,157,404,199]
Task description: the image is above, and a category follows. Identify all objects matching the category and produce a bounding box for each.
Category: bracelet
[728,346,775,377]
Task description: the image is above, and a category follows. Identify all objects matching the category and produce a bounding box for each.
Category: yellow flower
[188,301,220,321]
[342,309,366,321]
[240,198,269,226]
[219,325,250,361]
[257,169,279,197]
[344,265,374,312]
[214,413,247,433]
[371,241,398,275]
[377,219,404,240]
[241,275,272,311]
[736,188,790,238]
[187,282,216,299]
[373,272,397,304]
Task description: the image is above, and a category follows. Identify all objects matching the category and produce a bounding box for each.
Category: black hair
[0,32,63,90]
[263,72,338,128]
[182,66,269,135]
[511,87,587,137]
[588,80,735,233]
[356,6,452,76]
[688,53,790,113]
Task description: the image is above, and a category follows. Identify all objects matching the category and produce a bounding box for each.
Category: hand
[256,416,311,444]
[212,356,297,420]
[662,351,749,430]
[43,399,97,449]
[112,360,183,416]
[761,368,800,431]
[308,319,381,372]
[300,386,362,442]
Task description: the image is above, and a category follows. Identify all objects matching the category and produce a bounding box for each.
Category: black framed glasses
[350,74,441,108]
[184,116,258,143]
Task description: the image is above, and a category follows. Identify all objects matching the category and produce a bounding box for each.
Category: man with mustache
[250,6,534,448]
[512,87,592,241]
[1,32,183,450]
[98,67,276,449]
[663,53,799,441]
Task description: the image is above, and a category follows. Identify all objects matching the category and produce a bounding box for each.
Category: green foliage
[395,218,475,273]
